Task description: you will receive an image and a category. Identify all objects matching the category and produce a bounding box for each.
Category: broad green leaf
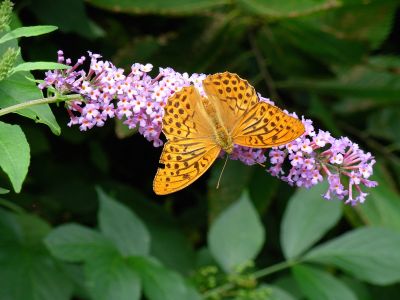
[101,184,196,274]
[273,21,365,66]
[0,122,30,193]
[292,265,357,300]
[281,182,342,259]
[340,276,373,300]
[12,62,69,73]
[0,25,58,44]
[130,256,201,300]
[237,0,340,18]
[208,191,265,272]
[0,72,60,135]
[45,223,117,262]
[85,253,141,300]
[97,188,151,256]
[315,1,397,49]
[208,159,253,221]
[266,284,297,300]
[354,164,400,231]
[87,0,228,15]
[273,275,303,299]
[148,220,195,274]
[0,209,73,300]
[0,250,73,300]
[304,227,400,285]
[249,167,280,214]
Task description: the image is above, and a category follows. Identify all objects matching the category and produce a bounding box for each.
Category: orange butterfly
[153,72,305,195]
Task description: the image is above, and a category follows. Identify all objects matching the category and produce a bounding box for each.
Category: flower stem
[0,94,81,117]
[202,260,299,299]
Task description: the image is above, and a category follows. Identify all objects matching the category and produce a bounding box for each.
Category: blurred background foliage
[1,0,400,299]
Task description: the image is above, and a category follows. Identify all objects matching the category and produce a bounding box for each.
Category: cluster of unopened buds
[39,51,377,205]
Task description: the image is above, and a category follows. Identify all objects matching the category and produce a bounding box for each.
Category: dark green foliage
[0,0,399,299]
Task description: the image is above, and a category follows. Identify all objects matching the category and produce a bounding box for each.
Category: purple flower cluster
[267,114,377,205]
[40,51,377,205]
[39,51,206,146]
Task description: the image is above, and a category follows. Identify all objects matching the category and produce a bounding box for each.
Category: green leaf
[304,227,400,285]
[278,56,400,109]
[266,284,297,300]
[292,265,357,300]
[0,25,58,44]
[208,159,253,221]
[87,0,228,15]
[275,20,365,66]
[148,219,195,274]
[367,108,400,142]
[30,0,103,39]
[314,1,397,49]
[273,275,303,299]
[0,209,73,300]
[208,191,265,272]
[354,164,400,231]
[130,256,201,300]
[249,167,280,214]
[281,182,342,259]
[12,62,69,73]
[0,187,9,194]
[97,188,151,256]
[45,223,117,262]
[115,118,137,139]
[340,276,373,300]
[237,0,341,18]
[0,72,60,135]
[0,122,30,193]
[85,253,141,300]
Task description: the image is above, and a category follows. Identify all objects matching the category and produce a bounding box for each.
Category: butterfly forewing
[232,102,305,147]
[203,72,305,148]
[154,86,221,195]
[162,86,213,141]
[202,72,259,133]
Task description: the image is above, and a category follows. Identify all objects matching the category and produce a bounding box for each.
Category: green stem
[202,260,299,299]
[0,198,25,214]
[253,259,298,279]
[0,94,81,117]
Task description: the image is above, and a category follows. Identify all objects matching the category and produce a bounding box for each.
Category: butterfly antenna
[216,155,229,189]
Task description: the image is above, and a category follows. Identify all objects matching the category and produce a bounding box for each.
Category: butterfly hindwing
[153,140,220,195]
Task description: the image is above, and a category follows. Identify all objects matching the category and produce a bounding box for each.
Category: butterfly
[153,72,305,195]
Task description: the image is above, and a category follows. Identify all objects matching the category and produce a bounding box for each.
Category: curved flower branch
[38,51,377,205]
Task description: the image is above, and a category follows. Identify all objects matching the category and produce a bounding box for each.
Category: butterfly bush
[39,51,377,205]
